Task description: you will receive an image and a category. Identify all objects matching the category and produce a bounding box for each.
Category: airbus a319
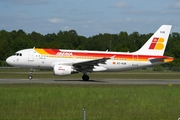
[6,25,173,81]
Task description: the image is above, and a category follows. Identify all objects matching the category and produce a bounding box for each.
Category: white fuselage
[6,48,168,72]
[5,25,174,80]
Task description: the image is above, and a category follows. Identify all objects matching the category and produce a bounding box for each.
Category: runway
[0,79,180,84]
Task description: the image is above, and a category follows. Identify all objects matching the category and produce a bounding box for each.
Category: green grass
[1,68,180,119]
[0,84,180,120]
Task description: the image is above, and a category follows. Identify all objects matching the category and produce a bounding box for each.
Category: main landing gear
[82,74,89,81]
[27,69,90,81]
[28,68,34,80]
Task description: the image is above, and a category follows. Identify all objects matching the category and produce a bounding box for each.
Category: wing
[73,57,110,72]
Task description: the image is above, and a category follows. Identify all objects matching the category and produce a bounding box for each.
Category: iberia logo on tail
[149,37,164,50]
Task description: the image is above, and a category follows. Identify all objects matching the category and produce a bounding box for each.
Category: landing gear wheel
[82,75,89,81]
[28,68,34,80]
[28,75,33,80]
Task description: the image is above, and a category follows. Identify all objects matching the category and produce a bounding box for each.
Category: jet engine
[53,65,76,76]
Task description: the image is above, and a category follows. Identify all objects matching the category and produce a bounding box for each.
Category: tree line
[0,29,180,71]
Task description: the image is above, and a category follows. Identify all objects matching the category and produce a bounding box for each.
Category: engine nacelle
[53,65,75,76]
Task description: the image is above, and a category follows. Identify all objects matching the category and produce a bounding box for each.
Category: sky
[0,0,180,37]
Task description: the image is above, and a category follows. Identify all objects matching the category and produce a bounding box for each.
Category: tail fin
[134,25,172,55]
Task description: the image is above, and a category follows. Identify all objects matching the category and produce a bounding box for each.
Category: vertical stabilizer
[134,25,172,55]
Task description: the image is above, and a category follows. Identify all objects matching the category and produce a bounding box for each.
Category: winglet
[134,25,172,55]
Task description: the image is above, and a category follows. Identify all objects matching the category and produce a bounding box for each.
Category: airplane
[6,25,174,81]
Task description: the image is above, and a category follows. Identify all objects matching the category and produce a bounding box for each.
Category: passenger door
[28,50,34,61]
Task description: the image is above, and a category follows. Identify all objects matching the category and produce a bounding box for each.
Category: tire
[28,75,33,80]
[82,75,89,81]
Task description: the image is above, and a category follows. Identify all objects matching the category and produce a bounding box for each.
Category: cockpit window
[15,53,22,56]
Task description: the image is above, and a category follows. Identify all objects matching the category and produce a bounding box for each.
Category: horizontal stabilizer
[149,57,174,63]
[149,58,166,63]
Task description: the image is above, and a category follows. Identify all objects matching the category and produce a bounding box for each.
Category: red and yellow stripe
[34,48,173,63]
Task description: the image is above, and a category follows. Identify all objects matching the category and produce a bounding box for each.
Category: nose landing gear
[28,68,34,80]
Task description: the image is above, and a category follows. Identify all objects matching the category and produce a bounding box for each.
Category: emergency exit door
[132,55,138,66]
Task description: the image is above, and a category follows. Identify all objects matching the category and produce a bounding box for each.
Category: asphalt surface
[0,78,180,84]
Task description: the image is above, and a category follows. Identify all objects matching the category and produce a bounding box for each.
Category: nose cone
[6,57,13,66]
